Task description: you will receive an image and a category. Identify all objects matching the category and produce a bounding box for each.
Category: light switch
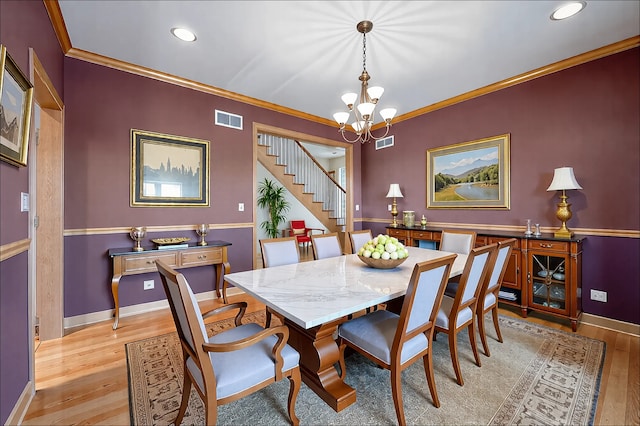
[355,204,360,211]
[238,203,244,212]
[21,192,29,212]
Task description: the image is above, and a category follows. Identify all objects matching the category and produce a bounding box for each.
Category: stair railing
[258,133,346,225]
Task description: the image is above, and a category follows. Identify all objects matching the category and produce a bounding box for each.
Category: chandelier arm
[338,128,368,144]
[364,124,392,141]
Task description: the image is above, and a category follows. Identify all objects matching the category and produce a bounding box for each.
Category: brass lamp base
[390,198,399,227]
[553,191,574,239]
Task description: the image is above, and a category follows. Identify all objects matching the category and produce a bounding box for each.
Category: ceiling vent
[375,135,394,150]
[215,110,243,130]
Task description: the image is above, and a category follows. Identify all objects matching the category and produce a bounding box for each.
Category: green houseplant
[257,178,290,238]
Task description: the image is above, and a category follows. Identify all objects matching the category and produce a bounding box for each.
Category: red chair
[288,220,323,251]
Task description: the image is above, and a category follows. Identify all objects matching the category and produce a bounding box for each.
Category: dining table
[223,246,467,412]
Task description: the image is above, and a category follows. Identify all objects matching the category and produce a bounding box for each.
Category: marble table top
[224,247,467,329]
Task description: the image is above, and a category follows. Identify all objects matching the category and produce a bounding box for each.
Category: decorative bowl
[152,237,191,245]
[357,255,407,269]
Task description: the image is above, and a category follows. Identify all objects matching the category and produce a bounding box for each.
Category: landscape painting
[427,134,510,209]
[0,45,34,167]
[131,129,210,206]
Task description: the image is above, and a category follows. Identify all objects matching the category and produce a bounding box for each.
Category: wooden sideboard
[386,225,584,331]
[108,241,231,329]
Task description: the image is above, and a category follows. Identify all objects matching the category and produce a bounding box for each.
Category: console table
[108,240,231,329]
[386,225,584,331]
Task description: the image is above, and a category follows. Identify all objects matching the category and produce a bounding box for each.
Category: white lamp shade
[341,93,358,107]
[379,107,397,121]
[333,112,350,125]
[351,121,366,133]
[547,167,583,191]
[386,183,404,198]
[356,102,375,117]
[367,86,384,101]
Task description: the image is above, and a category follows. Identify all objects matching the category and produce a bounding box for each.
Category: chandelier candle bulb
[333,20,397,143]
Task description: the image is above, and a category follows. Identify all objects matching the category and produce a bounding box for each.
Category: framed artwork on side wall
[0,45,34,167]
[131,129,210,207]
[427,134,510,209]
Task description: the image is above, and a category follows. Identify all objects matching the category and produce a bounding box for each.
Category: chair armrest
[202,325,291,380]
[201,301,247,327]
[306,228,325,236]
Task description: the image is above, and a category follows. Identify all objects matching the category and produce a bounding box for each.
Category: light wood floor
[22,250,639,425]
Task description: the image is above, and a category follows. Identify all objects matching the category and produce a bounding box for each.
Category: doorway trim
[252,123,354,267]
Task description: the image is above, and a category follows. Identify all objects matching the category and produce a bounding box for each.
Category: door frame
[252,123,354,267]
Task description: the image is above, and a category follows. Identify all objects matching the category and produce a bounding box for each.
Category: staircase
[257,133,345,232]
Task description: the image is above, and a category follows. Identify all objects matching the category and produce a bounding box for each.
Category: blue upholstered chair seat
[186,323,300,400]
[338,310,429,365]
[435,295,474,330]
[483,292,497,310]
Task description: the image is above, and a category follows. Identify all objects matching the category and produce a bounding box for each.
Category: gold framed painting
[0,45,34,167]
[427,134,510,209]
[131,129,210,207]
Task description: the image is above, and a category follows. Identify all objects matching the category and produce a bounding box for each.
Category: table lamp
[546,167,582,238]
[386,183,404,227]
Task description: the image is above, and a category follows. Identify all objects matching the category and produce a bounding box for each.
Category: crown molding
[44,1,639,129]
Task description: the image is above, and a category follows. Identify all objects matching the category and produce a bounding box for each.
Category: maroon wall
[361,48,640,324]
[0,1,65,423]
[62,57,345,316]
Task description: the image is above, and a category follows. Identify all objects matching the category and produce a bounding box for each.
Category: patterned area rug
[126,311,605,425]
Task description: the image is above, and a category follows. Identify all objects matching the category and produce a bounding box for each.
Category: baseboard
[582,313,640,337]
[63,287,244,330]
[4,380,33,426]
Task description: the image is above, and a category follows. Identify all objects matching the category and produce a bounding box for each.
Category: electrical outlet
[143,280,154,290]
[388,204,392,211]
[355,204,359,211]
[238,202,244,211]
[590,289,607,302]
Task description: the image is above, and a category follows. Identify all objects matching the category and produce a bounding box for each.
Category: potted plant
[257,178,290,238]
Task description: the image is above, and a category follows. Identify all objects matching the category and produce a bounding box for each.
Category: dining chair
[288,220,324,252]
[260,237,300,327]
[439,229,477,255]
[155,260,301,425]
[311,232,343,260]
[337,254,457,426]
[476,238,517,356]
[348,229,373,254]
[435,243,496,386]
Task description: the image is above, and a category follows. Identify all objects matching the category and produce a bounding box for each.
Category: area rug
[126,311,605,425]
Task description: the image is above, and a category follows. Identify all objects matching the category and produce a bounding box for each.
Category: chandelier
[333,21,396,144]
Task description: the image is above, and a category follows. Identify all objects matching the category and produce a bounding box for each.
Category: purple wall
[361,48,640,324]
[1,1,65,423]
[0,254,29,424]
[62,58,345,317]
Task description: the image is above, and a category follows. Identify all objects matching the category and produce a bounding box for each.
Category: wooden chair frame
[156,260,301,425]
[477,238,517,356]
[310,232,343,260]
[439,229,477,255]
[337,254,457,426]
[259,237,300,327]
[348,229,373,254]
[435,243,497,386]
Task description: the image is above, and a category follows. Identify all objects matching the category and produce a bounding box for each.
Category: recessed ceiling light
[171,27,197,42]
[551,1,586,20]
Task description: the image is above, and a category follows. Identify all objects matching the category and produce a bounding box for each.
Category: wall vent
[215,110,243,130]
[375,135,395,150]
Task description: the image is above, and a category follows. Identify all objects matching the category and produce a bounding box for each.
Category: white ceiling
[58,1,639,127]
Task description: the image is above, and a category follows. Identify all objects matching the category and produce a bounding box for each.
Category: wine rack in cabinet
[524,238,584,331]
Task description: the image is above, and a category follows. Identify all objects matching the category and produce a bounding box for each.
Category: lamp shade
[547,167,583,191]
[386,183,404,198]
